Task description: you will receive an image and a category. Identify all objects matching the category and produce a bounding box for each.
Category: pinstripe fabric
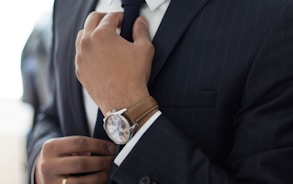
[28,0,293,183]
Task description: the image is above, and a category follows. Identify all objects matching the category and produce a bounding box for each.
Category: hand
[35,136,117,184]
[75,12,155,115]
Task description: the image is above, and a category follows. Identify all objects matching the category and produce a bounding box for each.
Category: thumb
[133,16,151,43]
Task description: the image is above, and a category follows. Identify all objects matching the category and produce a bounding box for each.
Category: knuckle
[73,157,86,171]
[42,139,57,153]
[73,136,88,149]
[87,11,103,20]
[88,11,98,19]
[80,36,91,50]
[147,42,155,52]
[91,28,108,42]
[39,159,51,174]
[141,41,154,52]
[77,29,84,35]
[109,12,122,20]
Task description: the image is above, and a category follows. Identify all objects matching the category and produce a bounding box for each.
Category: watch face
[104,114,131,144]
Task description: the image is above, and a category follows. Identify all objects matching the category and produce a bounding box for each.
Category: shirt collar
[145,0,169,11]
[107,0,169,11]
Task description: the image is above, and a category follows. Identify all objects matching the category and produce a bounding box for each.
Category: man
[28,0,293,183]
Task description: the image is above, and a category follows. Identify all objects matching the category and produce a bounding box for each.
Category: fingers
[66,171,109,184]
[84,12,106,33]
[75,12,123,57]
[36,137,115,184]
[43,136,117,157]
[95,12,123,32]
[47,156,114,175]
[132,16,154,56]
[75,12,106,54]
[78,13,150,47]
[133,16,151,43]
[76,12,103,52]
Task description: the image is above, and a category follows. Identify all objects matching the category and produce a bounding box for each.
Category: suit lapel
[149,0,209,84]
[64,0,98,135]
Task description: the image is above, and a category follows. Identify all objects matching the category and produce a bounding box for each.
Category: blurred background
[0,0,53,183]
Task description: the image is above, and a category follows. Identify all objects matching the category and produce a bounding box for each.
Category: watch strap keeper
[124,96,158,124]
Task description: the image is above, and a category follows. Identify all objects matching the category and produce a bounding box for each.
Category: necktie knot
[121,0,145,7]
[120,0,145,41]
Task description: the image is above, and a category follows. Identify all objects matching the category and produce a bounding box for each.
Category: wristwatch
[103,96,158,145]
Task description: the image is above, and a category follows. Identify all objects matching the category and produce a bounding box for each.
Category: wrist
[101,90,150,115]
[134,108,158,133]
[103,96,159,145]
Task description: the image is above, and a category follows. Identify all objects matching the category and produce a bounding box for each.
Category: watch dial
[106,115,130,144]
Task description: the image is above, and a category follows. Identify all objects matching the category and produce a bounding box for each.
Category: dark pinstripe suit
[28,0,293,183]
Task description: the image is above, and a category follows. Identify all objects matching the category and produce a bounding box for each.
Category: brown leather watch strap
[124,96,159,125]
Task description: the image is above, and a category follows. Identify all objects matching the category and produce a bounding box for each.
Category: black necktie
[120,0,145,42]
[93,0,145,140]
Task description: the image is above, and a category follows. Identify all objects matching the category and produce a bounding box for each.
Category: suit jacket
[28,0,293,183]
[21,10,52,127]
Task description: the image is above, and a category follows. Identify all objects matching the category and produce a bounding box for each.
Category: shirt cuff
[114,110,162,166]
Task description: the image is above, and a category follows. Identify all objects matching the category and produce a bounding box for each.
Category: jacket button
[139,175,151,184]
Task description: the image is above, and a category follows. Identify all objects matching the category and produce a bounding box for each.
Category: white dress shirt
[83,0,170,166]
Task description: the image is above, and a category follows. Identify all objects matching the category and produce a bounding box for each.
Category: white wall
[0,0,53,99]
[0,99,32,183]
[0,0,53,183]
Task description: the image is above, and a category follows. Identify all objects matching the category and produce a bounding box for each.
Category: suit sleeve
[26,3,63,184]
[26,92,62,184]
[110,2,293,184]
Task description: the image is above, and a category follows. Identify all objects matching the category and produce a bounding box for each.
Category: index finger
[95,12,123,32]
[84,12,106,33]
[43,136,117,157]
